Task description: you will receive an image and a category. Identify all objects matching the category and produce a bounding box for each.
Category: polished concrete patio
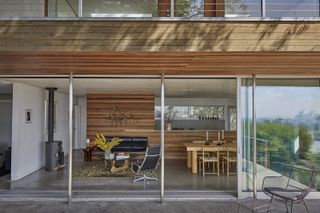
[0,200,319,213]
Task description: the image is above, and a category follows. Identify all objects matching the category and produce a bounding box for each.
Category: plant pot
[104,149,115,160]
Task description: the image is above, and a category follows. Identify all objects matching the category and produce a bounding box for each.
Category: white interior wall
[74,96,87,149]
[11,83,45,181]
[11,83,69,181]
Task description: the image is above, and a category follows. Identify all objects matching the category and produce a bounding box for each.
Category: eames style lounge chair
[131,145,160,183]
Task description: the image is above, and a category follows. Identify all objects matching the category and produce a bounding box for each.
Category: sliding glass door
[241,78,320,196]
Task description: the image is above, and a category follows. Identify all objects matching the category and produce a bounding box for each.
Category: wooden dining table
[184,142,237,174]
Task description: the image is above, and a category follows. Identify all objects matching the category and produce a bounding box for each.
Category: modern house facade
[0,0,320,203]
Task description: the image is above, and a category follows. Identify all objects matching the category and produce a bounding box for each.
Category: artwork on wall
[25,109,32,124]
[106,106,134,128]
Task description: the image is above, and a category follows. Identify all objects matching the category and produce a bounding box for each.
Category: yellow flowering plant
[94,134,122,151]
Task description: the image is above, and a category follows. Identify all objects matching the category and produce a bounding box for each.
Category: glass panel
[0,78,69,193]
[0,0,47,17]
[255,79,320,191]
[229,106,237,131]
[266,0,320,18]
[164,78,237,194]
[225,0,262,17]
[48,0,79,17]
[83,0,160,17]
[72,78,161,194]
[241,78,253,192]
[175,0,204,17]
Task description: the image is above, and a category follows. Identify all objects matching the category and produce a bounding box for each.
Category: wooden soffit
[1,51,320,76]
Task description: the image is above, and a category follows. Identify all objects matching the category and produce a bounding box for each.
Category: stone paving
[0,200,319,213]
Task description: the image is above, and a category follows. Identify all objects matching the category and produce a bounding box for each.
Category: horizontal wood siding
[0,20,320,51]
[1,51,320,75]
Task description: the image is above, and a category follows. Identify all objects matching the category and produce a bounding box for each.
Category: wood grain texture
[158,0,170,17]
[0,20,320,51]
[1,51,320,75]
[87,93,155,141]
[87,129,236,159]
[204,0,225,17]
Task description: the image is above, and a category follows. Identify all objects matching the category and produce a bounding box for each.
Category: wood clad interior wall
[86,92,236,159]
[87,93,155,139]
[89,130,237,159]
[1,20,320,51]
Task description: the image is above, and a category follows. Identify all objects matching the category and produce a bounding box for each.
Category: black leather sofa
[106,136,148,153]
[87,136,148,161]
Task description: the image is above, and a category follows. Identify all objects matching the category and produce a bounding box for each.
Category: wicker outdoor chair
[262,164,318,213]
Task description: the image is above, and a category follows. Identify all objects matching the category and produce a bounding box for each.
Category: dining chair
[199,146,219,176]
[193,141,209,172]
[223,147,237,176]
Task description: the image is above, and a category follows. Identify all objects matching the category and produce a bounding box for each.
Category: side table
[104,155,130,173]
[83,149,92,162]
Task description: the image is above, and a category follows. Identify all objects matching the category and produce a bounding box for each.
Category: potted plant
[94,134,122,160]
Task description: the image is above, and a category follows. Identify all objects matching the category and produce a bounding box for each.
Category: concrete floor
[0,200,319,213]
[0,150,237,194]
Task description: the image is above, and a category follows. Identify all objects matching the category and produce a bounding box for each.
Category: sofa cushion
[131,137,148,152]
[109,136,131,152]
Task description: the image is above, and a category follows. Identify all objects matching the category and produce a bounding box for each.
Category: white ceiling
[1,78,237,98]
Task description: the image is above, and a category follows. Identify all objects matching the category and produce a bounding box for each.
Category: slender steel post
[170,0,174,17]
[261,0,266,17]
[78,0,83,17]
[68,74,74,204]
[252,74,257,198]
[160,75,165,203]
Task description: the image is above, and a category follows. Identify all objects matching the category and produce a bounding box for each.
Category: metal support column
[170,0,174,17]
[261,0,266,17]
[160,75,165,203]
[78,0,83,17]
[252,74,257,198]
[68,74,74,204]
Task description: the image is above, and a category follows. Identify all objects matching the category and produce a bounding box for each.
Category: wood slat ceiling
[1,51,320,76]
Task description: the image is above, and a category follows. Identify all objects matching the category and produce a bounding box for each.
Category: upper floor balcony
[0,0,319,20]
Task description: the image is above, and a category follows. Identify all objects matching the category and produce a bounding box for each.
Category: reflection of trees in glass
[192,106,224,120]
[165,106,178,123]
[230,107,237,130]
[175,0,203,17]
[90,0,158,16]
[257,121,319,166]
[299,127,313,160]
[257,121,320,190]
[257,121,295,164]
[225,0,248,15]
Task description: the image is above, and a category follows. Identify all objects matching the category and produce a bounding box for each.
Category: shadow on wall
[0,19,312,51]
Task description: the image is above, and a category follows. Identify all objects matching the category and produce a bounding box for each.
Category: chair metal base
[133,174,158,183]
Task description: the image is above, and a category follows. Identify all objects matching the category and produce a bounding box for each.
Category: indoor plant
[94,134,122,160]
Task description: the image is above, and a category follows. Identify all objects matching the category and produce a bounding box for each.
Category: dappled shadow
[0,18,318,76]
[0,19,315,52]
